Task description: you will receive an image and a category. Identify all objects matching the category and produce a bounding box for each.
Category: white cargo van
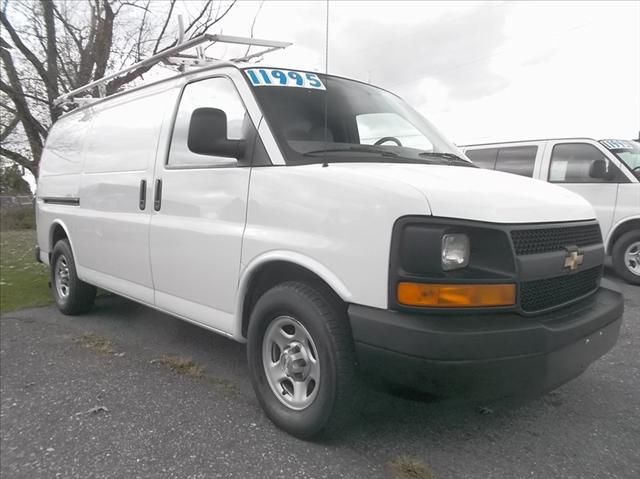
[463,139,639,284]
[36,35,624,438]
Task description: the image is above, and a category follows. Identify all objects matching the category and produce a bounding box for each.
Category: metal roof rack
[54,33,292,108]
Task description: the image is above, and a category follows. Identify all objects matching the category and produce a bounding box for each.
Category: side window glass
[168,77,249,167]
[549,143,621,183]
[495,146,537,177]
[465,148,497,169]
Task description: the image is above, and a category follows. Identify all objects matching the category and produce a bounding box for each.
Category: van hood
[326,163,596,224]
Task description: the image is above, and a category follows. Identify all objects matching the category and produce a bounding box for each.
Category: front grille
[520,266,602,312]
[511,224,602,256]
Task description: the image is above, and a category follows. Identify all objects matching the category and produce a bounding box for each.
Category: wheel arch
[605,217,640,254]
[49,220,73,257]
[236,252,353,339]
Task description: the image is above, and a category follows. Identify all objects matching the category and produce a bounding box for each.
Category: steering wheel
[633,165,640,172]
[374,136,402,146]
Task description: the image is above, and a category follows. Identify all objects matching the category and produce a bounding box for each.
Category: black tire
[611,230,640,285]
[247,281,358,439]
[50,239,96,315]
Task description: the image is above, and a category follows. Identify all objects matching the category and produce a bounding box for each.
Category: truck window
[495,146,537,177]
[549,143,623,183]
[168,77,249,168]
[465,148,497,169]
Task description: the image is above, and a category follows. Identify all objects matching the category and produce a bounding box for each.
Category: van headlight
[441,234,470,270]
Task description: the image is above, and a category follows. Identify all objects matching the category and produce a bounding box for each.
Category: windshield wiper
[302,146,427,164]
[418,152,475,167]
[303,145,402,158]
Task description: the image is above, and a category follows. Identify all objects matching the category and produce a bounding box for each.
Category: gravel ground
[1,272,638,479]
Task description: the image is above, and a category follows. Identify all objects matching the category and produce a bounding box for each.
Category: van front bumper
[348,282,623,398]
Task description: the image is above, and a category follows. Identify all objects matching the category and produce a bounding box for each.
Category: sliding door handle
[154,179,162,211]
[139,179,147,210]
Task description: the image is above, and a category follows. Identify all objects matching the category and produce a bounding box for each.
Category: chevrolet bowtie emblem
[564,247,584,270]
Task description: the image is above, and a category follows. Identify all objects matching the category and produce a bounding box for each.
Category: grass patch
[150,356,236,393]
[0,207,36,231]
[0,230,51,313]
[151,356,204,378]
[388,456,437,479]
[204,376,237,393]
[74,332,115,354]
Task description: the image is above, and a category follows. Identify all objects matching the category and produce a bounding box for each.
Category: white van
[36,35,624,438]
[463,139,640,284]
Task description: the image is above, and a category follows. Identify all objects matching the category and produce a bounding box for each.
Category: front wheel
[51,239,97,314]
[611,230,640,285]
[247,281,358,439]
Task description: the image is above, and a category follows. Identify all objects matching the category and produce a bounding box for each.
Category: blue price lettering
[246,69,325,90]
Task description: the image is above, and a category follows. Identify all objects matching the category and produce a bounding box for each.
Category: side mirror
[589,158,611,179]
[187,107,246,159]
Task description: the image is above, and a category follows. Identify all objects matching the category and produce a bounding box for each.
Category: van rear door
[75,88,173,304]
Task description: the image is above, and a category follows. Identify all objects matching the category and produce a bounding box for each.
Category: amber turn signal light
[397,282,516,307]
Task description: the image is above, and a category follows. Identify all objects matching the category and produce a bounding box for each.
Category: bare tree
[0,0,237,178]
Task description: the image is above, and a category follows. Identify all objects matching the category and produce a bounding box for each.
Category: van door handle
[154,179,162,211]
[139,179,147,210]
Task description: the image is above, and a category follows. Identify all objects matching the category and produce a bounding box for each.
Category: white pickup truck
[35,35,624,438]
[463,139,640,284]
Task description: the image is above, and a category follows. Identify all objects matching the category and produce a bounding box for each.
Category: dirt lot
[1,275,638,479]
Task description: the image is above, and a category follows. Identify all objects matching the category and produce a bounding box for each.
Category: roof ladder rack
[55,34,292,108]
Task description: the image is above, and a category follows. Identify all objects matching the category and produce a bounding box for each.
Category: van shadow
[87,294,573,446]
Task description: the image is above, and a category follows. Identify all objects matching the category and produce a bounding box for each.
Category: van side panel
[36,112,92,260]
[72,83,178,303]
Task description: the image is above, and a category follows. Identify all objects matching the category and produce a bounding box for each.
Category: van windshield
[600,139,640,177]
[245,69,471,167]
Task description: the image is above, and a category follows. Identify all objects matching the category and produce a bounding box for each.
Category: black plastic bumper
[349,282,624,398]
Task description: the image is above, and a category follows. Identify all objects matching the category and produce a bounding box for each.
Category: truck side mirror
[188,107,246,159]
[589,158,611,179]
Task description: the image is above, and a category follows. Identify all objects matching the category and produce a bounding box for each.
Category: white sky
[193,0,640,145]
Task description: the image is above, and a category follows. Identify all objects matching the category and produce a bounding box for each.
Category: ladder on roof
[54,34,292,108]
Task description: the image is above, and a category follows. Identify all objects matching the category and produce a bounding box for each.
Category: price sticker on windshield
[601,139,634,150]
[245,68,326,90]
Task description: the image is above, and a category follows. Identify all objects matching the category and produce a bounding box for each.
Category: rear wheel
[51,239,96,314]
[612,231,640,285]
[247,281,358,439]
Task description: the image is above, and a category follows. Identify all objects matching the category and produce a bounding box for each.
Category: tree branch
[51,3,83,52]
[76,2,99,86]
[189,0,237,39]
[153,0,176,53]
[92,0,115,81]
[0,10,50,89]
[105,0,237,94]
[0,114,19,142]
[0,50,45,160]
[0,101,18,115]
[0,147,34,175]
[41,0,60,119]
[184,0,213,34]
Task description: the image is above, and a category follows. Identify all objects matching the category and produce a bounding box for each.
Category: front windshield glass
[245,69,470,166]
[600,139,640,174]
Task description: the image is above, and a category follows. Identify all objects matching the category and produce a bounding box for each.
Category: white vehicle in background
[35,35,625,439]
[463,139,640,284]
